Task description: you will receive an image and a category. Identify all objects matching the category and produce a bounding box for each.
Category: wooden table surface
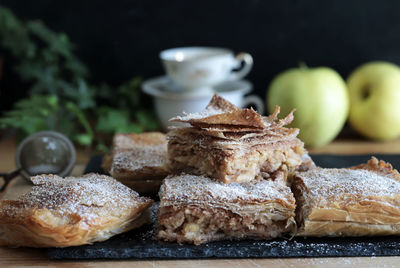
[1,135,400,267]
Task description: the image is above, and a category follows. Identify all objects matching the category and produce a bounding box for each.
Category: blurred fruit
[267,65,349,148]
[347,61,400,140]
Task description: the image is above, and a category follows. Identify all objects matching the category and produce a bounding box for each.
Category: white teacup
[142,77,264,130]
[160,47,253,94]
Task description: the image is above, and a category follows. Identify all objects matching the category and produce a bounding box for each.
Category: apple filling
[168,141,305,184]
[157,204,294,245]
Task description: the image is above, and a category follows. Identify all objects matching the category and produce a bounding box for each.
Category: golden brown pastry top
[294,157,400,212]
[350,156,400,181]
[0,173,153,222]
[168,94,298,143]
[168,126,302,150]
[110,132,168,174]
[159,173,295,209]
[114,132,167,149]
[169,94,267,129]
[293,158,400,237]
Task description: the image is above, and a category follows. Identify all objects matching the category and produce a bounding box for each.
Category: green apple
[347,61,400,140]
[267,66,349,148]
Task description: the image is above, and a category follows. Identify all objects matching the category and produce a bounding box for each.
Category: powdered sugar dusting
[114,133,167,149]
[111,147,167,172]
[167,95,300,147]
[297,168,400,202]
[111,133,168,173]
[174,106,227,121]
[169,94,237,122]
[2,173,152,221]
[168,94,267,129]
[159,173,294,204]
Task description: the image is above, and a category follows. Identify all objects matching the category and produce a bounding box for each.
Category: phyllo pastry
[168,94,306,184]
[0,173,153,247]
[109,132,169,193]
[157,173,296,245]
[170,93,266,129]
[292,157,400,237]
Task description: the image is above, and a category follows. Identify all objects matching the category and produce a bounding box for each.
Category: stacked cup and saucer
[142,47,264,129]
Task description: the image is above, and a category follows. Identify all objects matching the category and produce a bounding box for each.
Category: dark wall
[1,0,400,104]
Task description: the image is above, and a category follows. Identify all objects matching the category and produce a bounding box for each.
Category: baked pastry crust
[110,132,169,180]
[170,94,267,129]
[109,132,169,194]
[0,173,153,248]
[292,157,400,237]
[157,174,296,245]
[168,128,305,184]
[299,221,400,237]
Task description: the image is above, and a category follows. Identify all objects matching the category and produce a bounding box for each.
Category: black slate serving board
[47,154,400,260]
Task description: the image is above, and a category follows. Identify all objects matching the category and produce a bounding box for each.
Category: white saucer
[141,76,253,100]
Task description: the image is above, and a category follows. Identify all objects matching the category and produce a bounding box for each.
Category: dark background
[1,0,400,110]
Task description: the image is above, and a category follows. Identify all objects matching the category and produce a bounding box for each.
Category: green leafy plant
[0,6,159,152]
[0,95,63,135]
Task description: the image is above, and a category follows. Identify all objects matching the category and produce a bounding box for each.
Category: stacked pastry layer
[167,94,306,184]
[107,132,169,194]
[158,94,307,244]
[157,174,296,245]
[292,157,400,237]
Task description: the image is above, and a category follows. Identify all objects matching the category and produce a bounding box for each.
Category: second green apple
[267,66,349,148]
[347,62,400,141]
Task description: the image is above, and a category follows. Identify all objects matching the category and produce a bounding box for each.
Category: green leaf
[124,123,144,133]
[0,94,60,135]
[135,109,160,131]
[74,134,93,145]
[47,95,59,108]
[66,102,94,140]
[96,142,110,154]
[117,77,142,108]
[95,108,131,133]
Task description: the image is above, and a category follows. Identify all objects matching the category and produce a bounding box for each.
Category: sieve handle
[0,168,21,192]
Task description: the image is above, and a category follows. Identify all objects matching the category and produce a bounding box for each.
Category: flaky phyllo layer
[168,94,306,184]
[0,174,153,247]
[157,174,296,245]
[110,132,169,180]
[168,134,304,183]
[292,157,400,237]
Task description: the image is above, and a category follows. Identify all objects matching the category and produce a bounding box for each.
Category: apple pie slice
[292,157,400,237]
[109,132,169,194]
[157,173,296,245]
[0,173,153,247]
[167,95,306,184]
[168,127,305,184]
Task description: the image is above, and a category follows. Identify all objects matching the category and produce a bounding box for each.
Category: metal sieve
[0,131,76,192]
